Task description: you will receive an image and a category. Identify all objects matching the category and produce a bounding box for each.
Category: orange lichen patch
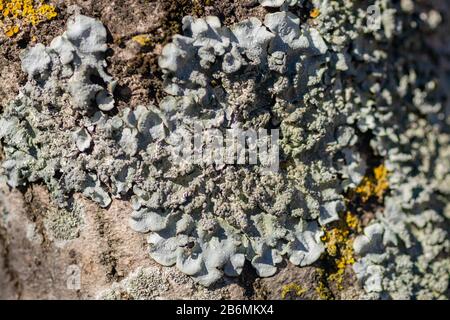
[310,8,320,19]
[281,283,307,299]
[355,164,389,202]
[0,0,57,37]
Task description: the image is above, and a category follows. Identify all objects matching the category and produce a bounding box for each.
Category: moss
[0,0,57,37]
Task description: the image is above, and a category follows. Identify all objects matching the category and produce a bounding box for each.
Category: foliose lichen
[1,8,356,286]
[0,0,449,297]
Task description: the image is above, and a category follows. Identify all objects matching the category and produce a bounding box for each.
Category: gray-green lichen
[44,202,84,242]
[98,267,171,300]
[97,266,224,300]
[346,0,450,299]
[0,0,449,297]
[0,10,355,286]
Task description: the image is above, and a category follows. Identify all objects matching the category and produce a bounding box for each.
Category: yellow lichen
[355,164,389,202]
[321,227,348,257]
[373,165,389,198]
[345,211,361,232]
[132,34,152,47]
[281,283,307,299]
[320,211,360,291]
[315,280,333,300]
[327,242,355,290]
[0,0,57,37]
[310,8,320,19]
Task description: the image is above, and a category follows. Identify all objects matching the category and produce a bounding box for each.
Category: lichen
[258,0,299,8]
[0,0,57,38]
[355,165,389,203]
[132,34,152,47]
[309,8,320,19]
[97,266,224,300]
[0,0,449,297]
[280,283,306,299]
[320,211,359,291]
[98,267,171,300]
[315,276,333,300]
[345,211,361,232]
[1,9,349,286]
[44,202,84,241]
